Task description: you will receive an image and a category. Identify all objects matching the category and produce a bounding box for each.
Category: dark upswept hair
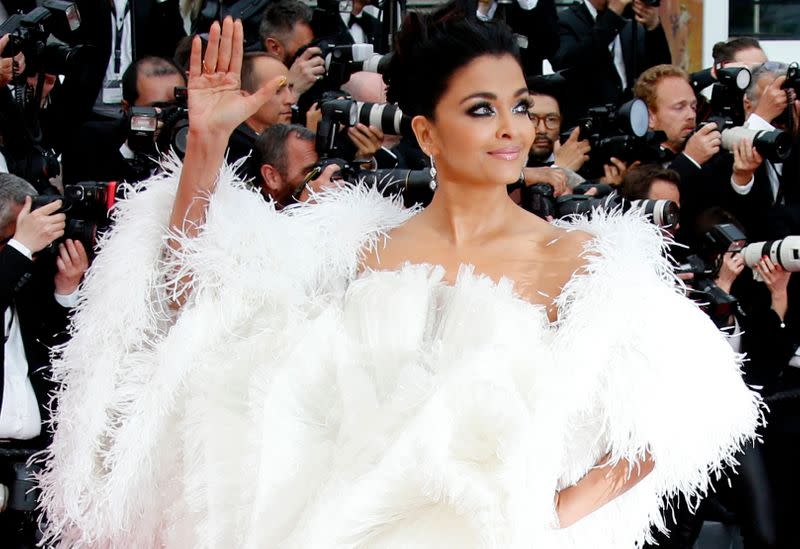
[385,4,521,119]
[712,37,763,66]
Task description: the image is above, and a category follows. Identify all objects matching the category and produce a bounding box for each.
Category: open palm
[188,18,285,137]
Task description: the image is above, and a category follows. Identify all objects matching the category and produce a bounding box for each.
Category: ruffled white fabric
[36,161,761,548]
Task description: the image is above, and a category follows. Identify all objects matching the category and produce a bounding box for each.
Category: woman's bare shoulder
[359,217,427,273]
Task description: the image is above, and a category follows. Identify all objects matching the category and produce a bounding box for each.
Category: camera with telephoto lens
[0,0,82,77]
[30,181,125,255]
[126,87,189,174]
[315,95,412,160]
[675,223,747,326]
[699,115,792,163]
[741,236,800,272]
[524,183,679,228]
[561,99,669,176]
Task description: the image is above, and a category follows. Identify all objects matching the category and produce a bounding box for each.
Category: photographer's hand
[13,196,65,254]
[0,34,25,88]
[522,167,569,197]
[753,75,789,124]
[298,164,342,203]
[732,137,764,187]
[306,102,322,133]
[348,123,384,162]
[54,239,89,296]
[755,256,791,320]
[554,127,591,172]
[600,157,638,186]
[289,47,325,96]
[715,252,744,294]
[633,0,660,31]
[683,123,721,166]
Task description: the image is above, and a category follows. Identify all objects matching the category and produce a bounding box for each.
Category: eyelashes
[466,98,535,117]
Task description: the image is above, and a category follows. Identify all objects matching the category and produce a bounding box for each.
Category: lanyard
[111,1,131,75]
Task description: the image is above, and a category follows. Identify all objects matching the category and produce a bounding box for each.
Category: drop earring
[429,155,438,191]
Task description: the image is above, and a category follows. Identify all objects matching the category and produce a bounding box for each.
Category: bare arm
[166,18,285,305]
[555,453,655,528]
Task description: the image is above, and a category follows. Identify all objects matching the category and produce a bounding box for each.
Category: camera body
[127,87,190,163]
[0,1,81,76]
[701,115,792,162]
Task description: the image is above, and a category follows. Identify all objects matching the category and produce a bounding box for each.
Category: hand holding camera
[714,251,744,294]
[754,255,791,319]
[601,157,639,186]
[684,122,721,165]
[632,0,660,31]
[348,123,384,161]
[13,196,64,253]
[0,34,25,87]
[732,137,764,186]
[54,239,88,295]
[522,167,569,197]
[289,47,326,96]
[753,75,789,124]
[554,127,591,172]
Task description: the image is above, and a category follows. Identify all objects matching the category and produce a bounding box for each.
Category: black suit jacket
[501,0,560,77]
[0,246,71,447]
[551,2,671,125]
[61,118,141,185]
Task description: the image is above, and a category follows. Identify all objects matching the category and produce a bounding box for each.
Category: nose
[496,107,515,140]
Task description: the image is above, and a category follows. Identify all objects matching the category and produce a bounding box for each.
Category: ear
[260,164,284,199]
[410,115,439,157]
[743,94,753,116]
[648,107,657,130]
[265,38,283,58]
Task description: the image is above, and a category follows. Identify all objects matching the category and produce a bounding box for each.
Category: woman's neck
[422,176,518,246]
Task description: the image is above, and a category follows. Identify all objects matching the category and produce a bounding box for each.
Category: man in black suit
[0,173,88,545]
[551,0,671,125]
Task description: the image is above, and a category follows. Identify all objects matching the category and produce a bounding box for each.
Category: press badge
[102,79,123,104]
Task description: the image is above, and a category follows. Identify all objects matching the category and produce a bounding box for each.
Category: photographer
[724,62,800,241]
[60,56,187,185]
[0,173,87,546]
[552,0,671,126]
[713,37,768,70]
[259,1,320,97]
[253,123,339,206]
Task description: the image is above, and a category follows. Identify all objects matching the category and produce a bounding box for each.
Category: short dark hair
[121,56,185,105]
[621,164,680,200]
[258,0,313,44]
[385,3,520,119]
[240,52,283,94]
[712,37,763,66]
[254,123,315,180]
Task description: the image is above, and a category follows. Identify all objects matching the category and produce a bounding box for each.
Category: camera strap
[110,1,131,77]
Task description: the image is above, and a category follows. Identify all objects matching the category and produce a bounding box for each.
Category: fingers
[0,34,8,56]
[609,157,626,171]
[771,75,787,90]
[204,21,221,74]
[300,47,322,61]
[189,35,203,79]
[18,195,32,219]
[698,122,718,135]
[216,17,234,74]
[247,74,288,112]
[568,127,580,143]
[34,198,62,216]
[229,19,244,78]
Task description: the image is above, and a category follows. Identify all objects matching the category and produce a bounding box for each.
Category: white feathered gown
[36,161,762,548]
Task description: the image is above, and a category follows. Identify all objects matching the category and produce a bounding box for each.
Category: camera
[701,116,792,162]
[31,181,125,254]
[690,66,751,95]
[562,99,668,175]
[782,62,800,94]
[0,0,82,76]
[675,223,747,325]
[127,87,190,158]
[691,66,752,124]
[315,96,411,159]
[524,183,680,228]
[741,236,800,272]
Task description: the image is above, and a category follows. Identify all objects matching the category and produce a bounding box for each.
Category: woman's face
[420,54,534,188]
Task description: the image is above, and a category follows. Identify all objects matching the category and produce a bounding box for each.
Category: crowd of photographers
[0,0,798,547]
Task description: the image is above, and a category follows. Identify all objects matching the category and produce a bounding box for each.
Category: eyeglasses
[530,114,561,130]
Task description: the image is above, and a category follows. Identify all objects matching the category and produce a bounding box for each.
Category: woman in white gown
[37,7,761,548]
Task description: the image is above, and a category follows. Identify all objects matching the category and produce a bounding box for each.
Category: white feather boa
[36,161,761,548]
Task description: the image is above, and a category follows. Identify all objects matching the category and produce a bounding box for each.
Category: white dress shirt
[0,239,79,440]
[584,0,627,90]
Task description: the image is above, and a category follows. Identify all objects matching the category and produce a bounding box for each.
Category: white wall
[702,0,800,66]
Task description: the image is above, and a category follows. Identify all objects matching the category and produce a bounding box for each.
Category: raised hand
[187,17,286,139]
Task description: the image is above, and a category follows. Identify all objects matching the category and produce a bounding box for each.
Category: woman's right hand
[187,17,287,139]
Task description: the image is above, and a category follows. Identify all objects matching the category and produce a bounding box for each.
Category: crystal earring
[429,155,438,191]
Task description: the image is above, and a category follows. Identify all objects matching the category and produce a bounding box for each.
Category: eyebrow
[460,88,529,104]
